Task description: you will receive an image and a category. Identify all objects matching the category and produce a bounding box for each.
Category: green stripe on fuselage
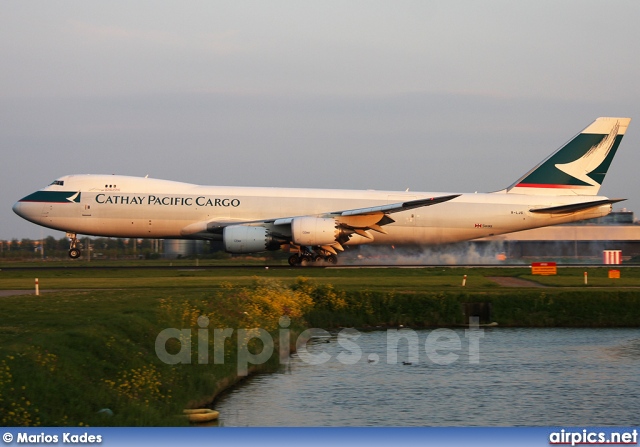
[19,191,81,203]
[519,134,624,186]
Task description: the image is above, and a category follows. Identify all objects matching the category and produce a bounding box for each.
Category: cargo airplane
[13,117,630,265]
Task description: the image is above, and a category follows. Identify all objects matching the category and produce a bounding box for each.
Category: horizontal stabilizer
[529,198,625,214]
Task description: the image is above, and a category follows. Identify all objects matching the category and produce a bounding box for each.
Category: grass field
[1,262,639,426]
[3,264,640,290]
[0,266,502,290]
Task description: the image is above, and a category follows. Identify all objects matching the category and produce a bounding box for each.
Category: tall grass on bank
[305,288,640,328]
[0,278,315,426]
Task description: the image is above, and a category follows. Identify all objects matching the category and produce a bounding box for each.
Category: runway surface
[0,263,635,271]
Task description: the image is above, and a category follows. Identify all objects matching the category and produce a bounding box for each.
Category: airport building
[163,239,206,258]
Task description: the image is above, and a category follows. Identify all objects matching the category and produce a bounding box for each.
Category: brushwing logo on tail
[509,117,629,194]
[554,121,620,187]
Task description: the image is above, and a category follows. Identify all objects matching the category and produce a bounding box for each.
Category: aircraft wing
[337,194,461,217]
[265,194,460,233]
[181,194,460,237]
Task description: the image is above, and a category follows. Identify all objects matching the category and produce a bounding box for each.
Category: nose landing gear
[66,232,82,259]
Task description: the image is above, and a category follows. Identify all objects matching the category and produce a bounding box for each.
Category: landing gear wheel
[288,255,301,266]
[69,248,82,259]
[326,254,338,265]
[66,232,81,259]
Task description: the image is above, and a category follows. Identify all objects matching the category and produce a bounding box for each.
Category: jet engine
[223,225,277,253]
[291,217,340,246]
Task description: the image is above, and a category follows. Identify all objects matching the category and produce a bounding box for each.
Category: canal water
[214,328,640,426]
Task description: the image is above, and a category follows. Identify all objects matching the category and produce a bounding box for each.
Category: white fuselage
[13,174,613,246]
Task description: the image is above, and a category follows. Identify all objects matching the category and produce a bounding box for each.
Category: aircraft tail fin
[505,117,630,196]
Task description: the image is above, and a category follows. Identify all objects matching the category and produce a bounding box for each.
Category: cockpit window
[49,180,64,186]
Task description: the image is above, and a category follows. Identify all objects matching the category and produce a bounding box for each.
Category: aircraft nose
[12,200,25,218]
[12,197,39,219]
[12,198,42,225]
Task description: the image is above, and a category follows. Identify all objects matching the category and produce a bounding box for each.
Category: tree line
[0,236,160,260]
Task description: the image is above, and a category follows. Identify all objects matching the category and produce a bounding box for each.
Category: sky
[2,1,640,240]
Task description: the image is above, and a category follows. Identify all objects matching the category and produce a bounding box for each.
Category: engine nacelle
[223,225,274,253]
[291,217,338,246]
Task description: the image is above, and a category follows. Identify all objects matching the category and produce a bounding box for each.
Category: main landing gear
[288,250,338,266]
[66,232,82,259]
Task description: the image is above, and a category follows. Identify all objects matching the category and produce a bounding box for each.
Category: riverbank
[0,279,311,426]
[306,288,640,328]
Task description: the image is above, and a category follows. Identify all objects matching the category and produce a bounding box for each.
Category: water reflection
[214,328,640,426]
